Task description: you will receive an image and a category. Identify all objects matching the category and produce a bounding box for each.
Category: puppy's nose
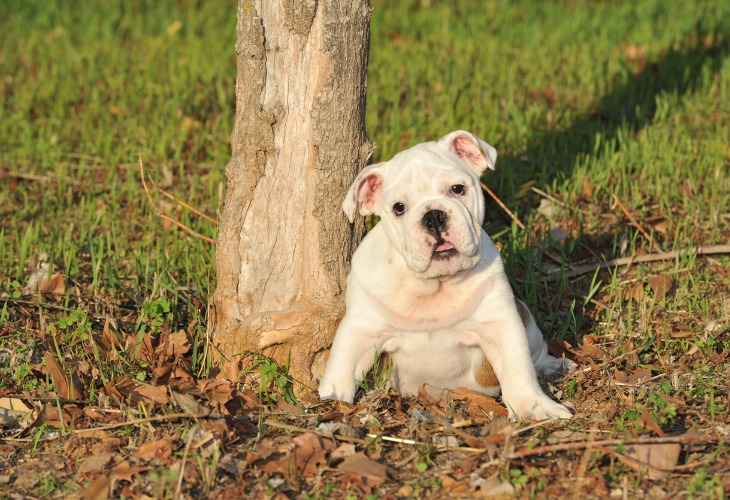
[422,209,448,234]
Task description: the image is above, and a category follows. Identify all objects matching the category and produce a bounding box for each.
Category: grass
[1,0,729,497]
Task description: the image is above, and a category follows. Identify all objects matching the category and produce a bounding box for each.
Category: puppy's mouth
[432,239,458,260]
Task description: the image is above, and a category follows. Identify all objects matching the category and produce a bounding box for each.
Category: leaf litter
[1,189,729,497]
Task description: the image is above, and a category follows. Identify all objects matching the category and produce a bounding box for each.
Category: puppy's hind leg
[519,301,577,375]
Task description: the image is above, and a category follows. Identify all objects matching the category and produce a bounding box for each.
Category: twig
[1,297,109,322]
[3,171,89,188]
[139,155,216,245]
[506,434,723,460]
[70,412,201,433]
[612,194,662,254]
[175,426,196,500]
[604,446,717,473]
[146,168,219,226]
[264,419,487,453]
[545,245,730,281]
[480,181,525,230]
[264,419,368,446]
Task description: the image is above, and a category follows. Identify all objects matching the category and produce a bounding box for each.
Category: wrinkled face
[379,147,484,278]
[342,131,497,280]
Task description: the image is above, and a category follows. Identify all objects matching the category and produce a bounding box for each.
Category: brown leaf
[640,406,666,437]
[104,376,168,406]
[337,452,389,488]
[259,432,334,479]
[617,443,680,479]
[450,388,508,417]
[578,336,611,361]
[624,282,645,301]
[71,474,110,500]
[101,318,123,351]
[44,353,83,400]
[627,367,653,385]
[648,275,673,300]
[331,443,357,460]
[125,332,155,362]
[110,461,148,482]
[40,272,66,294]
[78,451,115,476]
[134,439,173,461]
[171,391,209,417]
[197,379,235,405]
[24,265,66,295]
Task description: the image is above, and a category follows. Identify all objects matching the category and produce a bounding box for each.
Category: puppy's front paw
[508,395,573,421]
[318,382,356,404]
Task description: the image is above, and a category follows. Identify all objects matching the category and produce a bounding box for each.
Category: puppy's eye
[450,184,466,196]
[393,202,406,216]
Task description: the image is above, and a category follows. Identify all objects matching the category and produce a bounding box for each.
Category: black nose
[422,209,448,234]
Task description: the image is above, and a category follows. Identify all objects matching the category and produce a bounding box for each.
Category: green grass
[1,0,729,497]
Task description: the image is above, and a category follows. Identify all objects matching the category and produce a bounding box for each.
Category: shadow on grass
[492,30,729,344]
[489,29,730,226]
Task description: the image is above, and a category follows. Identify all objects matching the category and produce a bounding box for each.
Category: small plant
[357,351,393,395]
[508,468,530,486]
[252,354,298,406]
[142,297,172,331]
[686,467,723,498]
[56,309,91,343]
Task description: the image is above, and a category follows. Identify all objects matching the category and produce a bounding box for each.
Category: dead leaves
[624,274,674,302]
[258,432,335,480]
[23,263,66,296]
[450,388,509,418]
[338,452,390,488]
[44,352,84,400]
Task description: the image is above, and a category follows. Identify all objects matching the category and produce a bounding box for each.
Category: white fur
[320,131,574,420]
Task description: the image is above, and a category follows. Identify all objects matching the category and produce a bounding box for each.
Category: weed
[244,354,298,406]
[357,350,394,395]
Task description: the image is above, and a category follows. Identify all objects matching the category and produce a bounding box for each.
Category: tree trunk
[210,0,372,389]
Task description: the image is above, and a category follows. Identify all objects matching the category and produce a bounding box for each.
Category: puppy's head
[343,130,497,279]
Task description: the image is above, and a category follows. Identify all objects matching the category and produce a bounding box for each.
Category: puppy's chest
[380,281,481,328]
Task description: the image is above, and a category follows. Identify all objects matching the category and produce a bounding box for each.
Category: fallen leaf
[616,443,680,479]
[331,443,357,460]
[640,406,666,437]
[450,388,508,417]
[625,282,646,301]
[79,451,115,476]
[0,397,35,429]
[69,474,110,500]
[134,439,173,461]
[627,367,653,385]
[472,472,515,496]
[104,377,168,406]
[171,391,208,417]
[110,461,148,482]
[44,353,83,400]
[24,264,65,295]
[125,332,155,362]
[648,275,673,300]
[259,432,334,479]
[441,474,469,493]
[317,421,359,439]
[337,452,389,488]
[100,318,123,351]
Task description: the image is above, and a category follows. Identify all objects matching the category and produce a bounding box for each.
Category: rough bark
[210,0,372,388]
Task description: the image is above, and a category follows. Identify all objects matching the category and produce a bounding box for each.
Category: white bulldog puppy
[319,130,574,420]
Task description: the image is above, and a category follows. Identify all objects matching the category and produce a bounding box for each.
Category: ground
[1,0,729,498]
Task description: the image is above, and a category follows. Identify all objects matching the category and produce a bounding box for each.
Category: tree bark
[210,0,372,388]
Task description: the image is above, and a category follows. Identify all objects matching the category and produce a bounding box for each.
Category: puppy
[319,131,573,420]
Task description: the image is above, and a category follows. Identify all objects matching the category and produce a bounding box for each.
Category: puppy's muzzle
[422,209,448,236]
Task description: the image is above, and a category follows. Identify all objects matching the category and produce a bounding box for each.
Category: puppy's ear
[342,163,385,223]
[438,130,497,173]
